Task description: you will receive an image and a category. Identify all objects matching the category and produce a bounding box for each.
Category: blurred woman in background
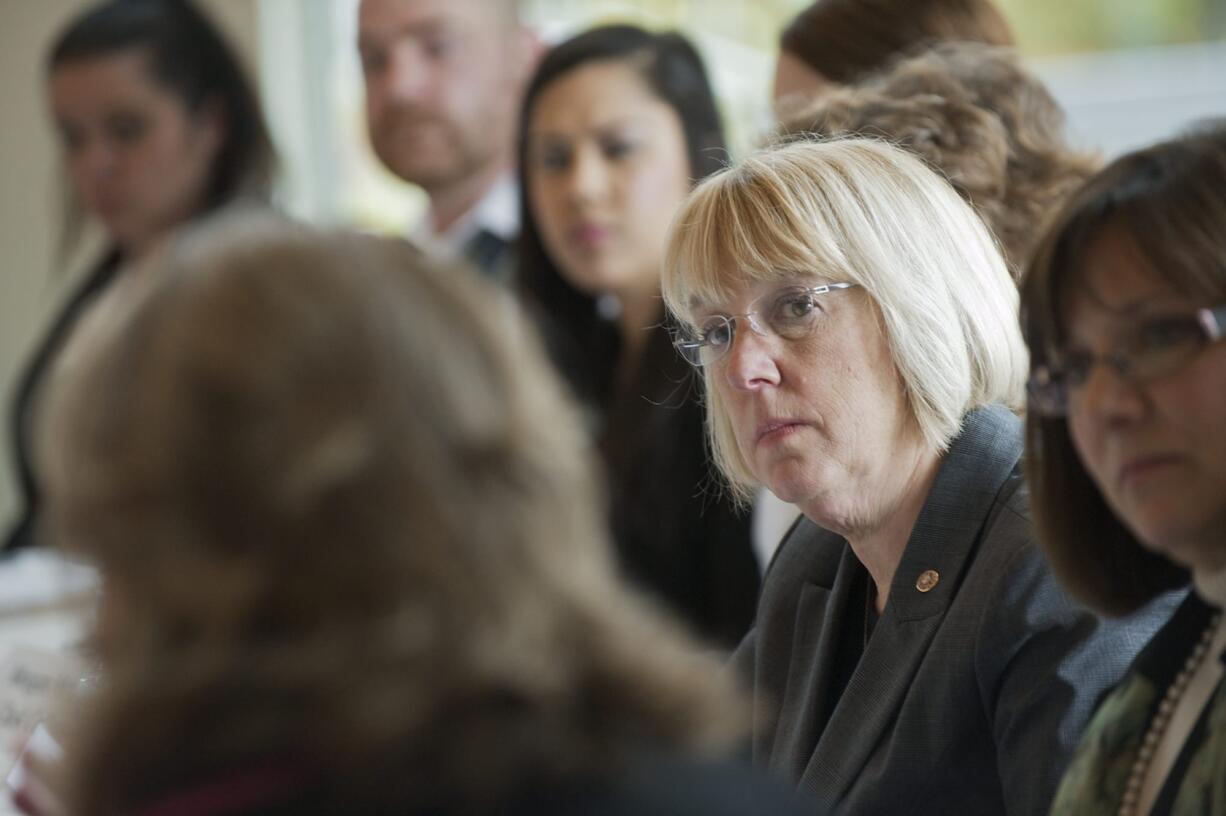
[774,0,1014,111]
[517,25,758,648]
[777,42,1098,280]
[33,218,808,816]
[1023,122,1226,816]
[4,0,275,552]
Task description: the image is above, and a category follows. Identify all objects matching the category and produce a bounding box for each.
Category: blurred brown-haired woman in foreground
[33,218,808,816]
[778,42,1098,281]
[1023,122,1226,815]
[5,0,275,553]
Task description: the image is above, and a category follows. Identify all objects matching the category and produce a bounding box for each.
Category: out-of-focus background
[2,0,1224,536]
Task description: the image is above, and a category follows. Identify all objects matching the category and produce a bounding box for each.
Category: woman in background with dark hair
[774,0,1014,111]
[777,42,1098,281]
[1022,122,1226,816]
[4,0,275,553]
[517,25,759,648]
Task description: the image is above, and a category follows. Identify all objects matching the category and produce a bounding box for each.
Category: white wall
[1034,39,1226,160]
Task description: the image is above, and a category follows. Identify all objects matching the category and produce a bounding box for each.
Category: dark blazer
[1049,592,1224,816]
[532,309,759,649]
[602,323,758,648]
[4,250,121,553]
[497,754,816,816]
[460,227,516,284]
[732,405,1181,816]
[120,754,814,816]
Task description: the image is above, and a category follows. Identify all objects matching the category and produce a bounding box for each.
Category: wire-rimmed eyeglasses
[1027,305,1226,417]
[673,283,859,367]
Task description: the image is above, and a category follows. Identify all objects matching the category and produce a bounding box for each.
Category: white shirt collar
[410,173,519,259]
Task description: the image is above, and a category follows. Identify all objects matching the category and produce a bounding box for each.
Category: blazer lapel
[797,406,1024,809]
[797,591,945,808]
[769,543,863,782]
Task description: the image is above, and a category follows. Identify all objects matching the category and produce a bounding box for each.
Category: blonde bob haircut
[663,139,1027,502]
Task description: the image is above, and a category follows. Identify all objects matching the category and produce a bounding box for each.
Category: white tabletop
[0,551,94,816]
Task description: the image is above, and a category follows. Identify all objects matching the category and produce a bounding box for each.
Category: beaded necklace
[1117,611,1223,816]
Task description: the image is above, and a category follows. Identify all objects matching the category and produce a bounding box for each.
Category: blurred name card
[0,648,81,815]
[0,648,81,758]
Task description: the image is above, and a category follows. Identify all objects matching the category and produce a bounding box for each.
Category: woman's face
[50,49,223,256]
[772,51,836,115]
[526,59,693,303]
[1064,228,1226,573]
[697,276,924,532]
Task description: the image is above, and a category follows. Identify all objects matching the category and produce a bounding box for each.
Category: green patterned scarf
[1050,670,1226,815]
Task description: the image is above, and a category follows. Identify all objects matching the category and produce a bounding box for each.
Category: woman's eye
[58,124,85,154]
[1136,317,1200,352]
[533,145,570,172]
[702,319,731,348]
[774,293,818,322]
[1059,351,1094,385]
[601,139,635,160]
[107,113,146,145]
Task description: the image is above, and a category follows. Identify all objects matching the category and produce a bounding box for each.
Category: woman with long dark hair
[5,0,275,552]
[517,25,758,648]
[1022,122,1226,816]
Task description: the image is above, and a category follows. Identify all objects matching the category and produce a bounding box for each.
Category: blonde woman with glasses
[662,138,1177,815]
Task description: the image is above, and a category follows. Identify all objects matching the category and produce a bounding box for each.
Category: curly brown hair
[777,43,1099,280]
[40,215,746,815]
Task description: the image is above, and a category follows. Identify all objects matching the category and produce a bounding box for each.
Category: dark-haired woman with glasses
[662,137,1176,815]
[1022,121,1226,816]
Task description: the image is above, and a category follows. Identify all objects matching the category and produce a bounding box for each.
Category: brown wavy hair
[777,43,1099,280]
[780,0,1014,85]
[40,215,745,815]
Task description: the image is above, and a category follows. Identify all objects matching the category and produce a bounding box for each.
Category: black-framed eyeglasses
[1027,305,1226,417]
[673,283,859,367]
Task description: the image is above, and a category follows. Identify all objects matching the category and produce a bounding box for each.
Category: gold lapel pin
[915,569,940,593]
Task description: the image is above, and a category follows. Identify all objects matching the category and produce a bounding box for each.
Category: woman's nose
[722,323,782,392]
[565,146,608,204]
[1071,358,1147,427]
[74,136,117,182]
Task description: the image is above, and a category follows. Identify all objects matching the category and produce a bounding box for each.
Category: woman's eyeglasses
[673,283,858,367]
[1028,305,1226,417]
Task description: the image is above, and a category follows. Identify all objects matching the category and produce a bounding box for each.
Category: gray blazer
[732,405,1180,816]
